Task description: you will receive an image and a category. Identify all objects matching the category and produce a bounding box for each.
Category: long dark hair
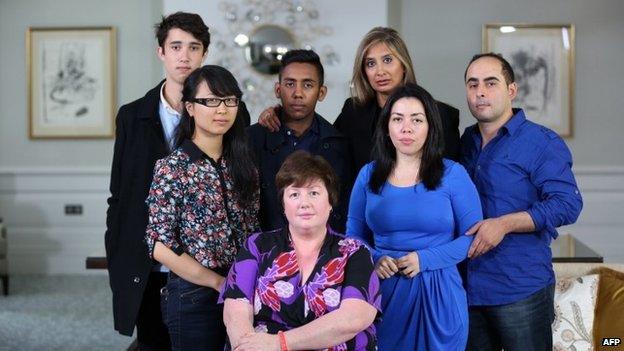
[175,65,256,202]
[369,83,444,193]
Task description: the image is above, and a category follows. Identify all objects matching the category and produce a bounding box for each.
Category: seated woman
[221,150,381,351]
[347,83,483,350]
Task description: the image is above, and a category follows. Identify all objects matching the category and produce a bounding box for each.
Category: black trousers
[136,271,171,351]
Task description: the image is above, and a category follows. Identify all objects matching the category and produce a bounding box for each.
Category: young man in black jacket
[105,12,212,350]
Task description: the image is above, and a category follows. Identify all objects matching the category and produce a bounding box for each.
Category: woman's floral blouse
[145,139,259,269]
[221,228,381,351]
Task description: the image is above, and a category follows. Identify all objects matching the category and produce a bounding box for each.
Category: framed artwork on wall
[27,27,116,139]
[483,24,575,137]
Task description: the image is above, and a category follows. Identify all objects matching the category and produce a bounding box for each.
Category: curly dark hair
[278,49,325,86]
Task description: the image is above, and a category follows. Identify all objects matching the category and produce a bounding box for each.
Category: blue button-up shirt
[460,109,583,305]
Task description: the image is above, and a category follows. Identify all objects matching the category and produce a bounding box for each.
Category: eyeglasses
[188,97,239,107]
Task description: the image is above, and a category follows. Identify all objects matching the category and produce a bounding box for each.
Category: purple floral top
[221,228,381,351]
[145,140,259,269]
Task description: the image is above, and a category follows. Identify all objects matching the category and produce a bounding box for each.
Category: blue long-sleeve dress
[347,160,483,350]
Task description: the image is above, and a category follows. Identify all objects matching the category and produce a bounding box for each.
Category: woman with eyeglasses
[144,65,259,351]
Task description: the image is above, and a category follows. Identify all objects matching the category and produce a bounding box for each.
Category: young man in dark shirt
[247,50,352,233]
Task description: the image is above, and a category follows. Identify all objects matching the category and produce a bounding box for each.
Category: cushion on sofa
[593,267,624,350]
[553,274,598,351]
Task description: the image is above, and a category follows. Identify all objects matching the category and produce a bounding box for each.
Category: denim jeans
[467,284,555,351]
[160,273,226,351]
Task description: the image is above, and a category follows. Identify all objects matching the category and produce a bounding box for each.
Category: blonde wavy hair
[350,27,417,105]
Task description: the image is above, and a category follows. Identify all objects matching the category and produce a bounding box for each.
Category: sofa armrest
[554,263,624,280]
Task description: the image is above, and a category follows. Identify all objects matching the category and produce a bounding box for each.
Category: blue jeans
[160,273,226,351]
[467,284,555,351]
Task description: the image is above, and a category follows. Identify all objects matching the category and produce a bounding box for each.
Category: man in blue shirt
[247,50,352,233]
[460,53,583,351]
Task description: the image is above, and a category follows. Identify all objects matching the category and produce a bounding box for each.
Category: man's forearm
[500,211,536,233]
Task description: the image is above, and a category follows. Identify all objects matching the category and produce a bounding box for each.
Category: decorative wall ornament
[27,27,116,139]
[212,0,339,118]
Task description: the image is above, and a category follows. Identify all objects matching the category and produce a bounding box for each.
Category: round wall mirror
[244,25,296,75]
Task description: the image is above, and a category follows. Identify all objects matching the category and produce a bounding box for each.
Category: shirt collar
[279,112,320,138]
[502,108,526,136]
[160,83,182,116]
[467,108,526,139]
[181,139,219,163]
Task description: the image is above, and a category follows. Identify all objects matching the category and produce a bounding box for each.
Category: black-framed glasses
[188,97,239,107]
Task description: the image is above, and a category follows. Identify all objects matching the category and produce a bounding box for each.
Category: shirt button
[133,276,141,284]
[477,165,481,170]
[287,131,291,135]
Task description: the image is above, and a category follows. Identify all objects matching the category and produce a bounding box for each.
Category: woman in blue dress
[346,83,483,350]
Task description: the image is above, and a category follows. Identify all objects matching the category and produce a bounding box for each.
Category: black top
[333,97,461,173]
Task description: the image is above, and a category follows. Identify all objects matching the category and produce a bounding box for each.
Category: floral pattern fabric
[145,139,260,269]
[552,274,599,351]
[221,228,381,351]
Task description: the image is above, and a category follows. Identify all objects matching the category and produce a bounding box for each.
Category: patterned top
[145,139,260,269]
[221,228,381,351]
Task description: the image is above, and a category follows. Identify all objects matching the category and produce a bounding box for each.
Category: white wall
[0,0,162,273]
[397,0,624,167]
[0,169,109,274]
[0,0,163,169]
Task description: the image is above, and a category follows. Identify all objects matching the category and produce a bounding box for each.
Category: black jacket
[247,114,353,233]
[333,97,460,173]
[105,81,250,336]
[105,81,168,336]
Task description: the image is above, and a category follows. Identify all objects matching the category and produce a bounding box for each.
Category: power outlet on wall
[64,204,83,216]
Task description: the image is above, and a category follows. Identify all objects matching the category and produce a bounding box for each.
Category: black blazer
[333,97,460,173]
[105,81,168,336]
[247,114,353,233]
[105,80,250,336]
